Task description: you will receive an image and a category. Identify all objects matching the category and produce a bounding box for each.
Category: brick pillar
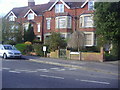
[100,47,104,62]
[66,50,70,59]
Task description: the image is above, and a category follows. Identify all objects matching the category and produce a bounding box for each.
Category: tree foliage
[94,2,120,59]
[2,18,23,44]
[24,23,35,42]
[45,32,67,51]
[67,31,85,52]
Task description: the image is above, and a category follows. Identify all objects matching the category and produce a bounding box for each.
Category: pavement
[23,55,120,76]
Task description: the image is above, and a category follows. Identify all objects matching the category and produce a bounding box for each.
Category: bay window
[56,16,71,29]
[80,14,94,28]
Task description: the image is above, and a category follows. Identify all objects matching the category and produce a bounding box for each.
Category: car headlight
[8,52,13,54]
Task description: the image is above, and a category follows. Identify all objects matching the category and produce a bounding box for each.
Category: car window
[3,46,16,50]
[0,45,3,50]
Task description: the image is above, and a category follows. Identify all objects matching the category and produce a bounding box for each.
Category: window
[28,13,34,20]
[84,16,93,27]
[24,23,29,30]
[84,32,94,46]
[80,15,94,28]
[36,36,41,41]
[56,16,71,29]
[55,4,64,13]
[37,23,40,32]
[46,18,51,30]
[9,15,15,21]
[88,0,94,10]
[61,34,65,38]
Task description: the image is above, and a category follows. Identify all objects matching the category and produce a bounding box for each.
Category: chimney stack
[28,0,35,7]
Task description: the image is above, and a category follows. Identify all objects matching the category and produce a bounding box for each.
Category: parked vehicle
[0,44,22,59]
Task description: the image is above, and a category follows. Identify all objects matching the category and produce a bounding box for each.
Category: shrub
[25,41,32,45]
[15,44,33,55]
[32,44,44,56]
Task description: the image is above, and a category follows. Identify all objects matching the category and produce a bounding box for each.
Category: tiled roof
[8,0,86,18]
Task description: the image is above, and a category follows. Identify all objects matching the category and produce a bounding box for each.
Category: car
[0,44,22,59]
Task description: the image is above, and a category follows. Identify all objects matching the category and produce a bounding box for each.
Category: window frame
[36,35,41,41]
[56,16,72,29]
[80,14,94,28]
[28,13,34,20]
[37,23,41,32]
[88,0,94,11]
[9,15,15,21]
[84,32,94,46]
[55,4,64,13]
[46,18,51,30]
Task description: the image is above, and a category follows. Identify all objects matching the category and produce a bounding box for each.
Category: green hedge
[32,44,44,56]
[15,44,33,55]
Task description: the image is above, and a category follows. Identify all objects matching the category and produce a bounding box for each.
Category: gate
[59,49,66,58]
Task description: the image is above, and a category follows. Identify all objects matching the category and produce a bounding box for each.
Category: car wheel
[3,53,7,59]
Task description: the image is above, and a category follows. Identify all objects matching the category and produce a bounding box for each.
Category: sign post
[43,46,47,57]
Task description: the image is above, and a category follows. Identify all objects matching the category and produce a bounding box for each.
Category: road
[1,57,119,88]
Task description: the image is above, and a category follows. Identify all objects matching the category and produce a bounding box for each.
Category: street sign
[43,46,46,51]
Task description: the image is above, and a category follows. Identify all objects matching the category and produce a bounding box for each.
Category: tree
[24,23,35,42]
[67,31,85,52]
[2,18,23,44]
[45,32,67,51]
[94,2,120,59]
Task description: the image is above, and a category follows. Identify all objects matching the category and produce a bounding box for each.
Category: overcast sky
[0,0,50,17]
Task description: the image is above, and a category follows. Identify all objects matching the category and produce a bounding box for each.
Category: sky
[0,0,50,17]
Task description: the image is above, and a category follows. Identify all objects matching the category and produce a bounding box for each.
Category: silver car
[0,44,22,59]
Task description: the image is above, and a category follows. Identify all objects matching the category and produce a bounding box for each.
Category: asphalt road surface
[1,57,119,88]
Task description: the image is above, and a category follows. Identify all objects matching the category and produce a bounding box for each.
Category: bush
[32,44,44,56]
[15,44,33,55]
[105,52,117,61]
[25,41,32,45]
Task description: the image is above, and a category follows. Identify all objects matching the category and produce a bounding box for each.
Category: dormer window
[9,15,15,21]
[88,0,94,10]
[55,4,64,13]
[28,13,34,20]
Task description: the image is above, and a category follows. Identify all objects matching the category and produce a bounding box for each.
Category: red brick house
[5,0,95,47]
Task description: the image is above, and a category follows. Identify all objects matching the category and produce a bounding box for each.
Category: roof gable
[6,11,17,19]
[24,9,37,17]
[49,0,70,11]
[81,0,89,8]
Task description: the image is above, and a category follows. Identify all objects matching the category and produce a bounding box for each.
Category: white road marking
[15,69,37,73]
[36,69,47,71]
[25,70,37,73]
[2,68,10,70]
[40,75,64,79]
[50,68,59,70]
[80,79,110,85]
[9,71,21,73]
[56,69,65,71]
[36,69,49,72]
[68,68,77,70]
